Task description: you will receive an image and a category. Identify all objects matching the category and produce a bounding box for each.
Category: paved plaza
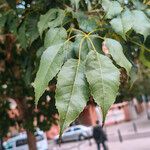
[49,112,150,150]
[49,138,150,150]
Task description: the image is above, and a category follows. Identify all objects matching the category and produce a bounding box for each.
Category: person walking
[0,136,4,150]
[93,120,108,150]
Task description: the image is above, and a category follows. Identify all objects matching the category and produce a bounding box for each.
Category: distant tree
[0,0,150,149]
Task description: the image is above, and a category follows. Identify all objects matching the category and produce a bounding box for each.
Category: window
[16,139,27,147]
[74,128,81,131]
[65,129,71,133]
[36,135,44,142]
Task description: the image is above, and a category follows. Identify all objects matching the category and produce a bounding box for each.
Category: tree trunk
[26,130,37,150]
[0,136,4,150]
[15,99,37,150]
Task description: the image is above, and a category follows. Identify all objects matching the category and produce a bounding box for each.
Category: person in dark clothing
[0,136,4,150]
[93,120,108,150]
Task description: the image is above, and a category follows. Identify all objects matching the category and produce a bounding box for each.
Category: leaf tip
[58,135,62,145]
[102,115,107,126]
[34,95,39,107]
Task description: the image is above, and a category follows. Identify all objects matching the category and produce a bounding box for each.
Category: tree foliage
[0,0,150,137]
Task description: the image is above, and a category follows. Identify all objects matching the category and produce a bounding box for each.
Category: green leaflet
[105,38,132,75]
[102,0,123,19]
[75,12,98,32]
[6,11,18,35]
[140,47,150,68]
[78,18,98,33]
[24,63,32,87]
[33,44,65,104]
[44,27,67,48]
[38,9,65,36]
[131,0,147,10]
[0,14,7,28]
[26,12,39,44]
[130,66,138,88]
[47,10,65,28]
[17,22,27,49]
[73,11,87,20]
[36,47,45,59]
[63,41,74,62]
[117,0,125,4]
[110,8,133,39]
[85,51,120,122]
[55,59,89,134]
[5,0,16,9]
[70,0,80,10]
[86,0,92,11]
[132,10,150,40]
[110,9,150,40]
[146,9,150,17]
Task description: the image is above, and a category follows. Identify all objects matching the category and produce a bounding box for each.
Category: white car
[54,125,92,143]
[3,130,48,150]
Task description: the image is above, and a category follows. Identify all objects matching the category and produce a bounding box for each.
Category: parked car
[3,130,48,150]
[54,125,93,143]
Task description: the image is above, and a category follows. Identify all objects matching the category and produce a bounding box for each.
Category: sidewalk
[105,111,150,142]
[49,138,150,150]
[49,112,150,150]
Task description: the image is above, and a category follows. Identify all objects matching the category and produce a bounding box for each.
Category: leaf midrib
[95,52,105,113]
[87,38,105,112]
[61,61,80,131]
